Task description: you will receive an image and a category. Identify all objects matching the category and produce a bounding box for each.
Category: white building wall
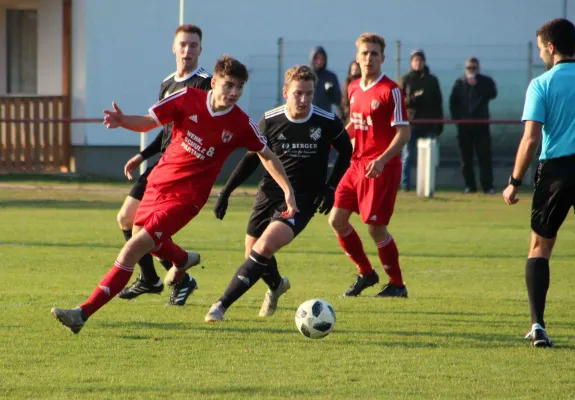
[36,0,62,95]
[71,0,575,147]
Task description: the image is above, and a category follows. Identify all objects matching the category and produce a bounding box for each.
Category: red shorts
[334,161,401,225]
[133,185,200,245]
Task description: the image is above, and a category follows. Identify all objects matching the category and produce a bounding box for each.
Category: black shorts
[531,156,575,238]
[128,165,156,201]
[246,191,317,238]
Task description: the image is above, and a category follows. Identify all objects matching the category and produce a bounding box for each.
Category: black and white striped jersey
[258,105,346,196]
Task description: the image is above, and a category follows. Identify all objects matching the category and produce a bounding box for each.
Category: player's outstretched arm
[257,147,298,218]
[366,125,411,178]
[103,102,158,133]
[214,152,261,220]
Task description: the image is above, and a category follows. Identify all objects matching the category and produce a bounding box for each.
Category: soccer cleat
[51,307,85,334]
[117,276,164,300]
[258,277,291,317]
[344,272,380,297]
[204,301,227,322]
[164,252,201,287]
[376,283,408,298]
[167,274,198,306]
[525,324,554,348]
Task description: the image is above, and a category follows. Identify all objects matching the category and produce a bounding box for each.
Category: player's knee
[328,213,347,233]
[368,224,388,241]
[529,232,555,258]
[117,209,134,230]
[252,239,278,259]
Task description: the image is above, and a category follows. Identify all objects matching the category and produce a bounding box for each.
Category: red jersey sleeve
[244,117,267,152]
[389,87,409,126]
[148,88,188,126]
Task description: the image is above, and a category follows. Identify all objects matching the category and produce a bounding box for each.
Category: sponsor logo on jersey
[371,100,380,110]
[277,133,287,141]
[350,96,355,104]
[367,116,373,126]
[309,127,322,141]
[221,130,233,143]
[189,115,198,123]
[155,232,163,239]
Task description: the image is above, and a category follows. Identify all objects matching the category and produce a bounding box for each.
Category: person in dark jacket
[341,60,361,124]
[449,57,498,194]
[310,46,342,115]
[399,49,444,191]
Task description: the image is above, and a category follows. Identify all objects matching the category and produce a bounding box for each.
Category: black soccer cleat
[167,273,198,306]
[344,272,380,297]
[117,276,164,300]
[376,283,408,298]
[525,324,554,348]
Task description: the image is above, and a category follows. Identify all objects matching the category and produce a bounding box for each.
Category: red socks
[376,235,404,286]
[150,239,187,267]
[79,261,134,318]
[336,225,375,276]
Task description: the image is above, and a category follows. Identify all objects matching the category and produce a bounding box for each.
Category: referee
[503,18,575,348]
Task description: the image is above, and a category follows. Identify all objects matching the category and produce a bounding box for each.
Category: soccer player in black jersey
[204,65,353,322]
[116,24,211,306]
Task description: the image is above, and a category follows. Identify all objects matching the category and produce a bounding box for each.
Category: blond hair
[284,65,317,87]
[355,33,386,54]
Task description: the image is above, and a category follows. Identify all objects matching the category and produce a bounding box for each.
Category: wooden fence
[0,96,70,173]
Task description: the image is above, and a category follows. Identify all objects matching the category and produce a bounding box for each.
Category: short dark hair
[175,24,203,42]
[536,18,575,57]
[213,54,249,82]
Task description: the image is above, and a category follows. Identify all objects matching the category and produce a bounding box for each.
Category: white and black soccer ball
[295,299,336,339]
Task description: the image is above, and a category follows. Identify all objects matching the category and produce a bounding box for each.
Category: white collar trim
[174,65,202,82]
[206,91,234,117]
[360,72,385,92]
[284,106,313,123]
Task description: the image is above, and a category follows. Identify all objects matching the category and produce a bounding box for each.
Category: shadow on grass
[0,199,120,210]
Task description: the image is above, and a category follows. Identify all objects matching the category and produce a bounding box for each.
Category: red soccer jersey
[347,73,408,165]
[147,88,266,207]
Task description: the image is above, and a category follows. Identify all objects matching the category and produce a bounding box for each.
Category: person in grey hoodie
[310,46,342,115]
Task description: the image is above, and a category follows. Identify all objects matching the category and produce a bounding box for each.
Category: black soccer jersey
[258,105,346,196]
[158,66,212,152]
[140,66,212,160]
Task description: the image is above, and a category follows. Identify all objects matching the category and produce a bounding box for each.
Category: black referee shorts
[128,165,156,201]
[531,156,575,238]
[246,191,317,238]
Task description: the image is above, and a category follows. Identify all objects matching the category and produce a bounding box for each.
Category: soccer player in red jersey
[51,55,297,334]
[328,33,411,297]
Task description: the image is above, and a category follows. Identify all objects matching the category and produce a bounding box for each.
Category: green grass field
[1,183,574,399]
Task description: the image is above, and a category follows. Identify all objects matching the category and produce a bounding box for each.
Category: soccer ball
[295,299,336,339]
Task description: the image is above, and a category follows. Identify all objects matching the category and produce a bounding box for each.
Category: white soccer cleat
[163,252,201,287]
[204,301,226,322]
[258,277,290,317]
[51,307,85,334]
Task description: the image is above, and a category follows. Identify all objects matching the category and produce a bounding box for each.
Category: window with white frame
[7,9,38,94]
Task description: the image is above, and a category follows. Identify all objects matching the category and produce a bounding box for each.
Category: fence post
[527,41,533,85]
[394,40,401,83]
[277,37,284,106]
